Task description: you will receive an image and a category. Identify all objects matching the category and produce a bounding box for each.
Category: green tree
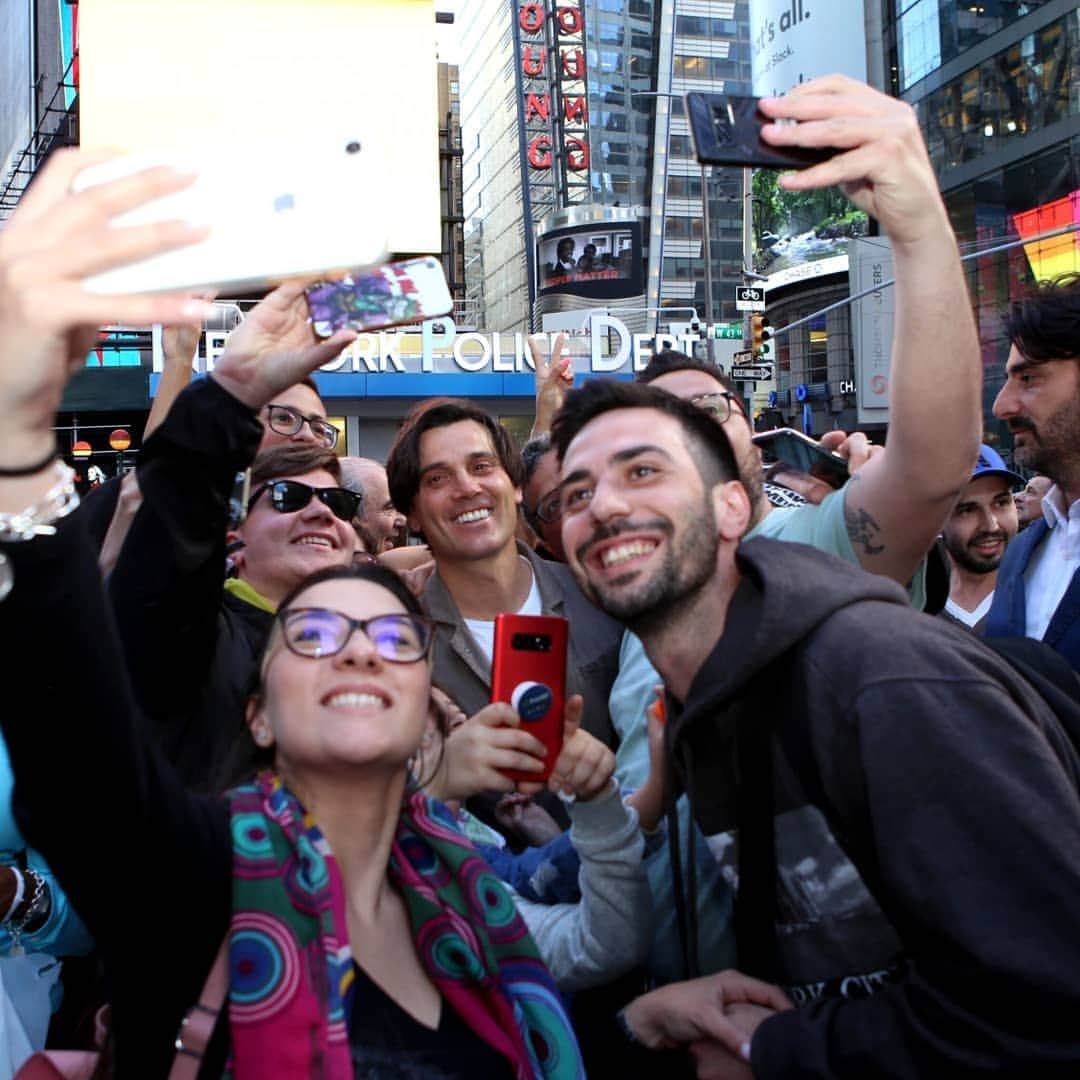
[752,169,783,237]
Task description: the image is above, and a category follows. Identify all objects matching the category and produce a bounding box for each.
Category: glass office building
[885,0,1080,454]
[461,0,753,332]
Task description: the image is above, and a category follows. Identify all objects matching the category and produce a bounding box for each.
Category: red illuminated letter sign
[522,45,546,77]
[528,136,553,169]
[525,94,550,122]
[519,4,544,33]
[566,137,589,170]
[561,48,585,77]
[563,96,587,124]
[556,7,583,34]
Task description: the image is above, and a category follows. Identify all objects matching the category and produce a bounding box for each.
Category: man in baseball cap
[940,445,1023,633]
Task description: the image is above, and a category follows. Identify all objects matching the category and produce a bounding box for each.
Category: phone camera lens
[345,141,362,155]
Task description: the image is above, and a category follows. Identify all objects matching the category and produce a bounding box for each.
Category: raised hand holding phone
[209,281,356,411]
[752,428,849,488]
[305,257,452,338]
[686,93,835,169]
[515,695,615,803]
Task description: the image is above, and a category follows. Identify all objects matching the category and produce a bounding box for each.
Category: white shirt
[462,560,542,665]
[945,593,994,628]
[1023,485,1080,641]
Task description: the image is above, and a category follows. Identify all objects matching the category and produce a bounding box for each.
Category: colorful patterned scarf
[224,772,583,1079]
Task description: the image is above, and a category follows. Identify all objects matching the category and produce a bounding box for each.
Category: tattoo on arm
[844,498,885,556]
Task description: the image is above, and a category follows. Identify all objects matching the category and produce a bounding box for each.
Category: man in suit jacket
[986,272,1080,669]
[385,398,623,838]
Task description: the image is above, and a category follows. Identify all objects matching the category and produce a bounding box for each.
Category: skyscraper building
[887,0,1079,448]
[460,0,753,334]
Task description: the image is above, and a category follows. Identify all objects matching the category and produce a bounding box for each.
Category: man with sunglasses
[106,282,360,790]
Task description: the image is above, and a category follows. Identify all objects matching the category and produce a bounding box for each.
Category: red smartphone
[305,256,453,338]
[685,92,836,170]
[491,614,568,783]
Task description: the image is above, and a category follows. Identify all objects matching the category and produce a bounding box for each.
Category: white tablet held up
[73,136,388,295]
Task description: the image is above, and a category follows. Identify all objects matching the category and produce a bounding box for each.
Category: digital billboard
[1012,191,1080,282]
[536,220,644,299]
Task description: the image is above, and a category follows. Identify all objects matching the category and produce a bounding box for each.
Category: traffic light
[760,323,775,362]
[750,313,771,356]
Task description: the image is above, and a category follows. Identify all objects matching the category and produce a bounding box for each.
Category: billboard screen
[1012,191,1080,282]
[750,0,867,97]
[536,220,644,299]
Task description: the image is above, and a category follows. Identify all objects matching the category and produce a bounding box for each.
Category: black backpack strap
[734,686,779,981]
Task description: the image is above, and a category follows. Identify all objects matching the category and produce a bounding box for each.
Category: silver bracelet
[7,868,50,955]
[0,461,80,602]
[0,461,80,542]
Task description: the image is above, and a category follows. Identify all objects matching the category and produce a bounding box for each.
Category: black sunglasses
[247,479,361,523]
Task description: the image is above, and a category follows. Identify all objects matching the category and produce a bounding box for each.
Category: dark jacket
[108,376,269,791]
[2,518,232,1078]
[667,536,1080,1077]
[423,542,623,749]
[985,518,1080,671]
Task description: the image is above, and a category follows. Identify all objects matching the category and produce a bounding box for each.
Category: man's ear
[713,479,752,543]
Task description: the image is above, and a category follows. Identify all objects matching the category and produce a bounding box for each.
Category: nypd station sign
[155,315,730,398]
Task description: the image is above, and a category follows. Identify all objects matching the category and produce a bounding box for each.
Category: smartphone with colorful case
[305,256,453,338]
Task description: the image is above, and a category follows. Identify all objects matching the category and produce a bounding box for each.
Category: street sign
[735,286,765,312]
[711,323,743,340]
[731,363,774,381]
[731,349,755,365]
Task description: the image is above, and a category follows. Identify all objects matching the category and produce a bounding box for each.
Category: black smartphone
[752,428,849,488]
[685,93,835,170]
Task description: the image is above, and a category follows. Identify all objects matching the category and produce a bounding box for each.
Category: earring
[254,728,271,747]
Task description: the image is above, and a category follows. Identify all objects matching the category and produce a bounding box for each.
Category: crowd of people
[0,75,1078,1079]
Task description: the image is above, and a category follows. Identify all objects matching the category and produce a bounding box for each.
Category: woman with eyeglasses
[0,536,584,1076]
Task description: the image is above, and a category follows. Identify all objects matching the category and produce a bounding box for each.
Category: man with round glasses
[260,381,340,452]
[521,433,567,562]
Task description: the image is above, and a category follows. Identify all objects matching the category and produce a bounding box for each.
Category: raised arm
[761,76,981,585]
[107,282,358,725]
[0,152,231,1060]
[97,313,213,577]
[528,332,572,439]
